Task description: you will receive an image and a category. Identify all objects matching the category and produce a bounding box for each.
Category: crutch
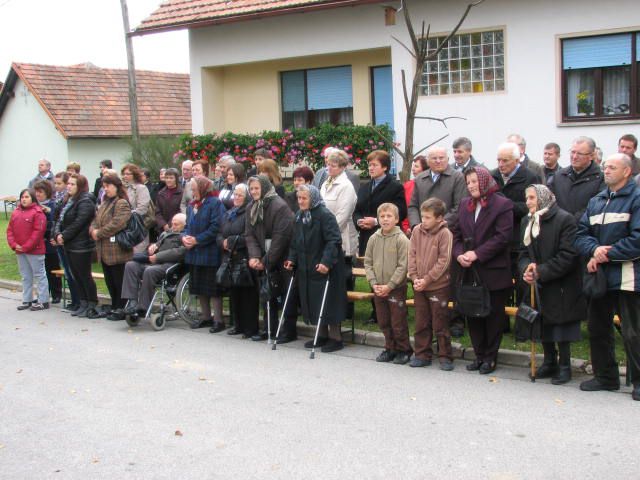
[273,271,296,351]
[530,284,537,382]
[310,277,330,360]
[266,297,272,344]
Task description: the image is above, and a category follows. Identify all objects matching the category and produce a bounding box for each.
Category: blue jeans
[57,246,79,305]
[17,254,49,304]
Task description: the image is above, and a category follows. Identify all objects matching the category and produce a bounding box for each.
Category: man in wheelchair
[121,213,187,316]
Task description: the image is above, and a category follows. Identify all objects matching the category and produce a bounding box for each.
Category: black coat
[245,196,294,272]
[517,205,586,325]
[547,161,605,222]
[54,192,96,253]
[492,166,540,247]
[217,206,250,262]
[288,205,346,325]
[353,175,407,255]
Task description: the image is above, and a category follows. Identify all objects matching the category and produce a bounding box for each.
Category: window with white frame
[562,32,639,121]
[421,29,505,96]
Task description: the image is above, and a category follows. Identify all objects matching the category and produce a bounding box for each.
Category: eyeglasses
[570,150,592,157]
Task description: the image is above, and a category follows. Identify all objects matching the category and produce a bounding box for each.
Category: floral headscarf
[466,167,500,211]
[523,184,557,246]
[248,175,278,226]
[226,183,250,221]
[295,184,325,224]
[189,176,213,213]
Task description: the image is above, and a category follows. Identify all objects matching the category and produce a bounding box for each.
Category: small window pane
[603,66,631,115]
[566,69,596,116]
[462,82,472,93]
[484,81,495,92]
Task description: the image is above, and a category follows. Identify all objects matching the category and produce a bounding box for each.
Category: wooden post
[120,0,140,147]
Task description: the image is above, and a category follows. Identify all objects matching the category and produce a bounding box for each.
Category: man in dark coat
[507,134,544,183]
[548,136,605,221]
[353,150,407,256]
[28,158,55,188]
[408,146,466,230]
[542,142,561,184]
[618,133,639,176]
[93,159,112,198]
[450,136,482,173]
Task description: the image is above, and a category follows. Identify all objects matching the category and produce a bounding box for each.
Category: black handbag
[454,266,491,318]
[583,264,607,299]
[216,236,255,288]
[215,256,233,288]
[514,287,542,343]
[115,212,146,249]
[259,268,283,301]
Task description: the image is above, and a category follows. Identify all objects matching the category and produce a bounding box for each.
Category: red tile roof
[135,0,383,35]
[9,62,191,138]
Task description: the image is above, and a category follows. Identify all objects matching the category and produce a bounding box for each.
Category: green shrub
[127,136,182,179]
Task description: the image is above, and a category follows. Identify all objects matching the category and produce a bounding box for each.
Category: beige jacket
[321,170,358,256]
[364,226,409,290]
[408,219,452,292]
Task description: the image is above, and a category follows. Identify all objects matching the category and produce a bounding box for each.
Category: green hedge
[173,124,394,173]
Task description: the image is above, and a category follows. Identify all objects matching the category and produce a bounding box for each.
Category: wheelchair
[125,262,200,331]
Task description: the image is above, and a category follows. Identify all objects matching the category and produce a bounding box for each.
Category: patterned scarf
[190,176,214,213]
[523,184,556,246]
[295,184,325,224]
[226,184,249,222]
[467,167,499,211]
[248,175,278,226]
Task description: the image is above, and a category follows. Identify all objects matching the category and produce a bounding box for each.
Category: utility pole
[120,0,140,147]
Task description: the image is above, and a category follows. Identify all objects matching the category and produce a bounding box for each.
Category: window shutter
[307,66,353,110]
[563,34,632,69]
[282,70,305,112]
[372,66,394,128]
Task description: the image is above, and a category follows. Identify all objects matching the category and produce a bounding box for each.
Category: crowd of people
[6,134,640,401]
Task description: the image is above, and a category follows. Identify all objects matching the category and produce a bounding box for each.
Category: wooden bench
[1,195,17,220]
[52,269,104,306]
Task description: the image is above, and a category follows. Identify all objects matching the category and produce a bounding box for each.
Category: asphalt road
[0,288,637,480]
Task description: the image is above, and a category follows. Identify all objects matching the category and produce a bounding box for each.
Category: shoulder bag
[454,265,491,318]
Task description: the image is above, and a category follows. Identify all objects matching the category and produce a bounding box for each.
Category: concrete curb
[0,279,591,373]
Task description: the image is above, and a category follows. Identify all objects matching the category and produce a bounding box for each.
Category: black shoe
[304,337,328,349]
[579,378,620,392]
[393,352,411,365]
[321,339,344,353]
[209,322,226,333]
[409,357,432,368]
[534,362,558,379]
[551,366,572,385]
[376,349,396,363]
[30,302,48,311]
[440,359,455,371]
[123,301,138,316]
[107,309,126,321]
[51,296,61,304]
[275,335,297,344]
[226,327,241,336]
[17,302,32,311]
[632,385,640,401]
[71,302,89,317]
[62,303,79,313]
[251,332,268,342]
[479,361,496,375]
[466,359,482,371]
[86,308,103,319]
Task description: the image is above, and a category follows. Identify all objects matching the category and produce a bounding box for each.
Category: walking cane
[273,271,295,351]
[530,284,537,382]
[310,277,330,360]
[266,297,272,344]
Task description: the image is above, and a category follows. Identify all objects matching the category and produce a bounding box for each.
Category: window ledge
[558,118,640,127]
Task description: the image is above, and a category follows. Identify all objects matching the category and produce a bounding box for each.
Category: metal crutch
[273,271,296,351]
[310,278,330,360]
[530,284,537,382]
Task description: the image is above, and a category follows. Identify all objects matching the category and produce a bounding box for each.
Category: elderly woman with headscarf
[518,184,585,384]
[245,175,296,342]
[452,167,514,374]
[216,183,259,338]
[285,185,346,352]
[182,176,226,330]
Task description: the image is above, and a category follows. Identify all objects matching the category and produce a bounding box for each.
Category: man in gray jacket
[122,213,187,315]
[408,146,467,230]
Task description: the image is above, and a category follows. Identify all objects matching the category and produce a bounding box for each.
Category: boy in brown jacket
[364,203,412,364]
[408,198,454,370]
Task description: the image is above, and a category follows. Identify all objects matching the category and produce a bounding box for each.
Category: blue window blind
[372,66,394,128]
[307,66,352,110]
[563,34,632,69]
[282,70,305,112]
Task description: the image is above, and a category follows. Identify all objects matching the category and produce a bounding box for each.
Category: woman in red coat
[401,155,428,234]
[452,167,514,374]
[6,188,49,310]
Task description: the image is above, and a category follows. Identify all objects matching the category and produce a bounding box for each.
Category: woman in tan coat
[90,174,132,320]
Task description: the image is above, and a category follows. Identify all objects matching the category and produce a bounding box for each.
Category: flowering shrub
[172,124,394,174]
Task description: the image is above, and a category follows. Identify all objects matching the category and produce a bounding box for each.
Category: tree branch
[414,115,467,128]
[401,0,420,54]
[414,134,451,156]
[370,125,406,160]
[427,0,485,60]
[401,69,411,111]
[391,35,417,59]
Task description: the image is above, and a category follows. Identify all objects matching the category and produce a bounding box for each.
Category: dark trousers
[57,247,79,305]
[373,284,412,353]
[414,287,452,361]
[449,261,465,332]
[344,256,355,319]
[468,288,510,364]
[588,291,640,386]
[121,261,171,310]
[102,262,126,309]
[44,252,62,298]
[66,251,97,303]
[230,285,259,336]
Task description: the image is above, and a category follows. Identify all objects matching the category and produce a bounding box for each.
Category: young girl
[33,181,63,304]
[6,188,49,310]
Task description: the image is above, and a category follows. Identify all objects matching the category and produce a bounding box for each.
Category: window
[281,66,353,129]
[562,32,639,121]
[421,29,505,96]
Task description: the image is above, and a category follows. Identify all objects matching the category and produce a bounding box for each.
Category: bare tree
[120,0,140,147]
[373,0,484,181]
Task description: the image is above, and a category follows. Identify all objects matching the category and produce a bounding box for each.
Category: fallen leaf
[215,442,226,449]
[554,399,565,405]
[488,377,499,383]
[70,389,76,394]
[410,396,417,401]
[0,444,5,449]
[91,458,99,464]
[150,345,156,350]
[81,329,88,332]
[175,430,183,436]
[39,321,46,325]
[16,369,22,374]
[14,327,20,330]
[198,376,207,381]
[127,329,133,334]
[49,347,54,351]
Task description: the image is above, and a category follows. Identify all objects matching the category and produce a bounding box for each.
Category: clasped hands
[587,245,611,273]
[456,250,478,268]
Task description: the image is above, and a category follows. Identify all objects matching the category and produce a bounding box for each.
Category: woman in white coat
[121,163,152,253]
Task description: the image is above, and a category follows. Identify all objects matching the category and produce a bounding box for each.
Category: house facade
[0,63,190,196]
[137,0,640,169]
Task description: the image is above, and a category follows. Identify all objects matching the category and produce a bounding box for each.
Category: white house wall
[188,0,640,169]
[0,78,68,196]
[67,138,132,185]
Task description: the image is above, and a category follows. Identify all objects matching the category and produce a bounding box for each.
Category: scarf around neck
[523,184,556,246]
[249,175,278,226]
[295,184,325,224]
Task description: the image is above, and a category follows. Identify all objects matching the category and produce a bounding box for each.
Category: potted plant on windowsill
[576,90,593,116]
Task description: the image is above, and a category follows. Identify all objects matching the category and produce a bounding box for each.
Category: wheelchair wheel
[151,313,166,331]
[175,273,201,327]
[125,314,140,328]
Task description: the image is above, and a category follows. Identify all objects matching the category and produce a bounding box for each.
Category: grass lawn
[0,217,626,361]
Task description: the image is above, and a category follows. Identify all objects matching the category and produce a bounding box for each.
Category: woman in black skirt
[182,176,226,331]
[519,184,586,384]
